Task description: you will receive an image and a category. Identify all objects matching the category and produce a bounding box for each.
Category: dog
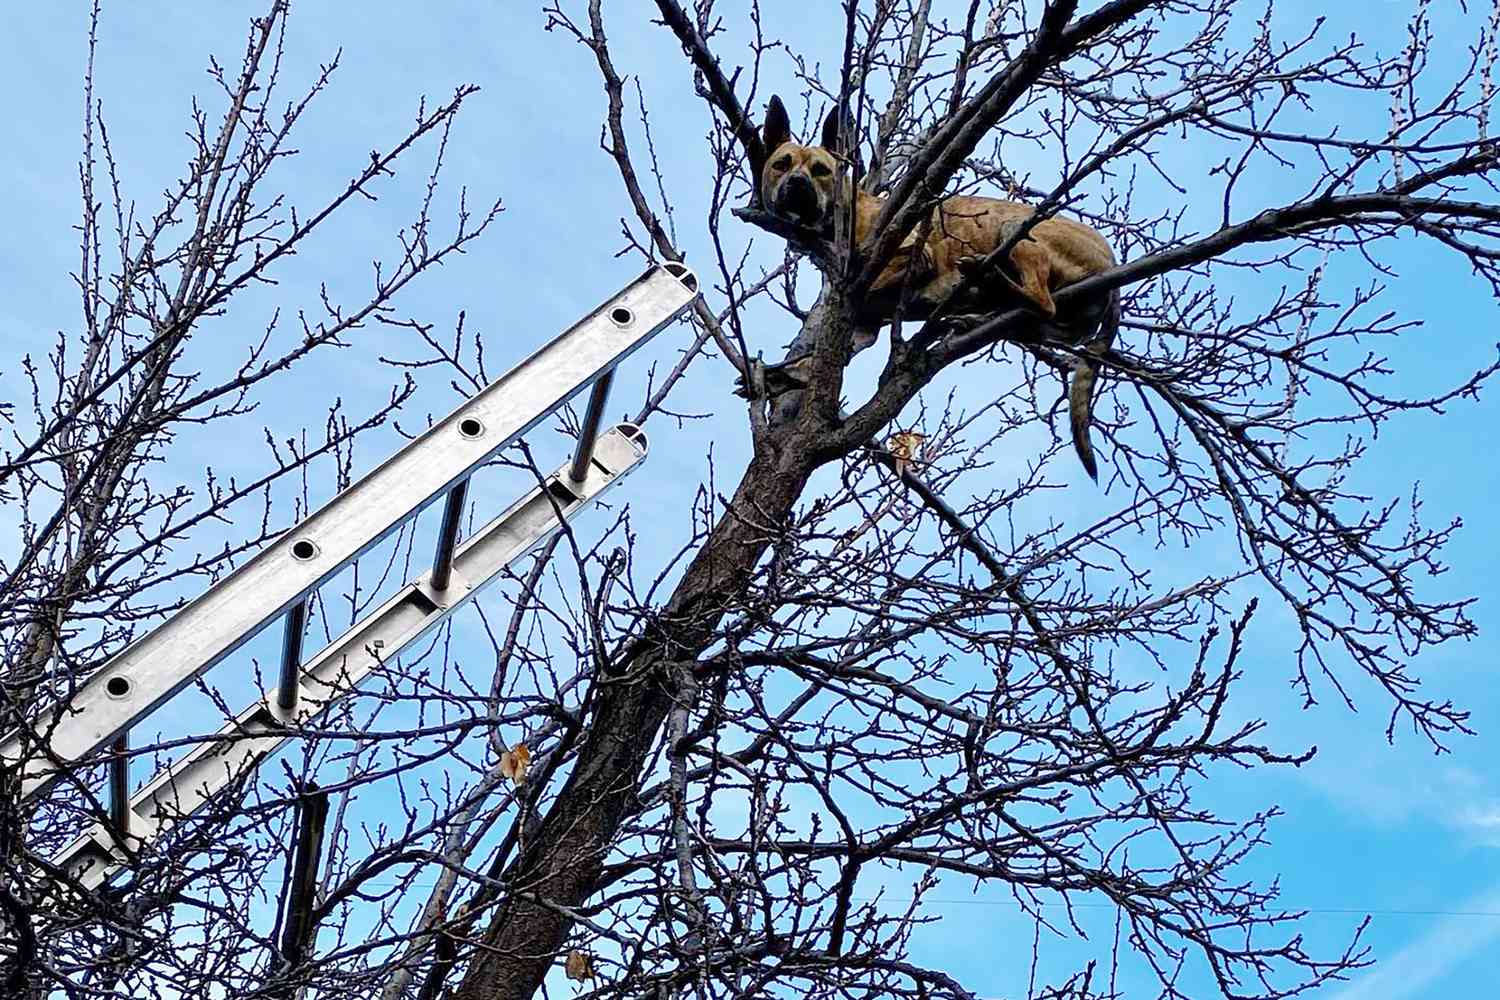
[750,94,1120,481]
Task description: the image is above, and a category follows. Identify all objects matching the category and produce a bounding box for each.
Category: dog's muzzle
[776,174,823,226]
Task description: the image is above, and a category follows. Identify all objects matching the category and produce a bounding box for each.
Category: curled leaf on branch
[885,431,927,479]
[499,743,530,787]
[564,949,595,981]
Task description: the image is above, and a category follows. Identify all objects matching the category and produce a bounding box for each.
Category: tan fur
[757,95,1119,480]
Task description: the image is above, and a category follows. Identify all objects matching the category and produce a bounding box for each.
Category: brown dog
[755,95,1119,480]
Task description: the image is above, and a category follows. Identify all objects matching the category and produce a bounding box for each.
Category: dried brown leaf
[885,431,926,479]
[499,742,531,787]
[564,949,595,981]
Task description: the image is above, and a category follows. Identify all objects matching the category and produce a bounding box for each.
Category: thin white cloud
[1456,802,1500,848]
[1326,882,1500,1000]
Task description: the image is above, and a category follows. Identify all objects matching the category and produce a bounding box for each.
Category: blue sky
[2,3,1498,998]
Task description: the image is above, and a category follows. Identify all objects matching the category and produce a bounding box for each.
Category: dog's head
[759,95,846,229]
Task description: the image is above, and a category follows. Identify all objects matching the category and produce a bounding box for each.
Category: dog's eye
[810,162,832,178]
[772,155,792,171]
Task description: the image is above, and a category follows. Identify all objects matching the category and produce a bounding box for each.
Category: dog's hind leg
[1006,242,1056,319]
[954,245,1055,319]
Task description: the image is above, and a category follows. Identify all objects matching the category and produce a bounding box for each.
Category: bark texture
[453,431,821,999]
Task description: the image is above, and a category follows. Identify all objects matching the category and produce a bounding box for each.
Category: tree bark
[452,430,819,999]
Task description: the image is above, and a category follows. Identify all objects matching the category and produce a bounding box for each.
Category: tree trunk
[452,434,818,999]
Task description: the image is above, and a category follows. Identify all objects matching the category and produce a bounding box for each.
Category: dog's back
[888,195,1114,291]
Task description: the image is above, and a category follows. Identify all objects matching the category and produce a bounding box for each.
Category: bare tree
[4,2,1498,999]
[0,1,498,995]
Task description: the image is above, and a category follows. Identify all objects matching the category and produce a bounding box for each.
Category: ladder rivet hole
[458,416,485,438]
[609,307,634,327]
[291,539,318,561]
[105,676,132,699]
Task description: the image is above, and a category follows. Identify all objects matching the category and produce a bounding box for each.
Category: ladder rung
[51,425,650,891]
[276,599,309,711]
[569,369,616,483]
[278,784,330,979]
[108,733,129,836]
[0,264,695,800]
[429,478,470,592]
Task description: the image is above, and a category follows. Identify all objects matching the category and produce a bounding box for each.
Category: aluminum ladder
[0,262,699,891]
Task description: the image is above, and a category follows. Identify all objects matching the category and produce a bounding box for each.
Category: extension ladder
[1,262,699,891]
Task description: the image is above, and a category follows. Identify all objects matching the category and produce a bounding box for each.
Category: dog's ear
[820,104,848,156]
[763,96,792,156]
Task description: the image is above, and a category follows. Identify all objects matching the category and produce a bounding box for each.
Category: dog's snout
[784,172,814,196]
[776,172,822,225]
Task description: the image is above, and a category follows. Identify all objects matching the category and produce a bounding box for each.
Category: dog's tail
[1067,287,1120,482]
